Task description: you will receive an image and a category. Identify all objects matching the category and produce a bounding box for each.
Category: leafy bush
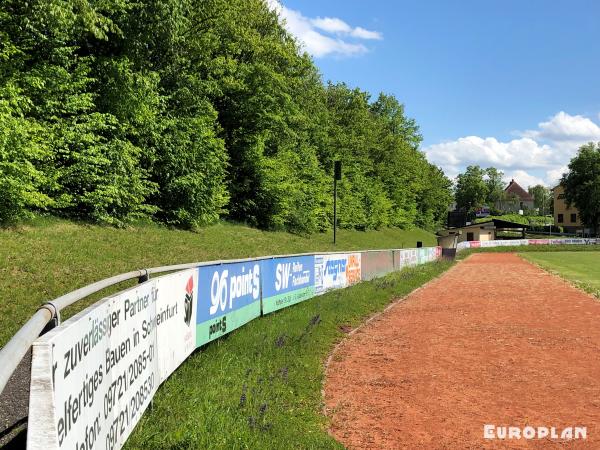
[0,92,53,223]
[0,0,453,232]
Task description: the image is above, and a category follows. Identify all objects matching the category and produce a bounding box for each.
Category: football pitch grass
[521,251,600,298]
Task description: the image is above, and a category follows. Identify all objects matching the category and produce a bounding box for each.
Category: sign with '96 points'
[195,262,261,347]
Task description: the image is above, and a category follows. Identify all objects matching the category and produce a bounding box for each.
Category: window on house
[571,213,577,223]
[467,232,474,241]
[558,214,564,223]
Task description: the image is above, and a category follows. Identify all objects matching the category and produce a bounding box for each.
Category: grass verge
[0,217,435,347]
[456,244,600,260]
[123,260,453,450]
[520,251,600,298]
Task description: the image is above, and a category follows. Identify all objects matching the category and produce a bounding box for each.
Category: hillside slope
[0,218,435,346]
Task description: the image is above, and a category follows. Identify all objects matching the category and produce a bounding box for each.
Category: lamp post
[542,192,546,235]
[333,160,342,244]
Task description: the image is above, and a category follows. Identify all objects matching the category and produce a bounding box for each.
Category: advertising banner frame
[28,269,199,450]
[261,255,315,315]
[25,245,441,450]
[195,261,262,347]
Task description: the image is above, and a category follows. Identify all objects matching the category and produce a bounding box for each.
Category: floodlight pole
[333,181,337,244]
[333,161,342,244]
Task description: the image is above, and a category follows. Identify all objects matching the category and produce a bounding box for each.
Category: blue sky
[269,0,600,187]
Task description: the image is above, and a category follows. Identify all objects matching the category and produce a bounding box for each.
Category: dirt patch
[324,253,600,449]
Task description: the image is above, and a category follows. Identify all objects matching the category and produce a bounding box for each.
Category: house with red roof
[496,179,535,212]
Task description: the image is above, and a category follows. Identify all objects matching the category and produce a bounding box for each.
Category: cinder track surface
[324,253,600,449]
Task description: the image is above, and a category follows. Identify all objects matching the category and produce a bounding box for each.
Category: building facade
[497,179,535,212]
[437,222,496,248]
[437,218,528,248]
[553,184,583,233]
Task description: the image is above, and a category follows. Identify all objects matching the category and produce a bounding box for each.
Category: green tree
[561,142,600,234]
[370,93,423,228]
[455,165,487,212]
[0,0,455,233]
[484,167,504,206]
[528,184,552,214]
[415,165,453,229]
[0,89,53,223]
[1,0,157,225]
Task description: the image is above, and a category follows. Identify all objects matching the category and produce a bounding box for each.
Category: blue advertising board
[196,261,261,346]
[261,255,315,314]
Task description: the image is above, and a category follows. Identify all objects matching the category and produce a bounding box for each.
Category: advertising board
[196,261,261,347]
[360,251,394,281]
[261,256,315,314]
[398,249,418,269]
[28,269,198,450]
[25,246,441,450]
[314,253,362,295]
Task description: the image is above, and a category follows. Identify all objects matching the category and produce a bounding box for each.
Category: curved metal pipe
[0,269,146,396]
[0,247,425,396]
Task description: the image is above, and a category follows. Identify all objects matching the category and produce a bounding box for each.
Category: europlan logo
[484,425,587,441]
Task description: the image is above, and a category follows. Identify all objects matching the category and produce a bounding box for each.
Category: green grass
[457,244,600,260]
[0,216,434,348]
[0,217,446,449]
[521,251,600,297]
[123,260,452,450]
[474,214,552,225]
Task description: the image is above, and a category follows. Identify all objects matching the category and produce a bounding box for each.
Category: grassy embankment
[0,216,435,347]
[0,217,450,449]
[521,251,600,298]
[474,214,552,225]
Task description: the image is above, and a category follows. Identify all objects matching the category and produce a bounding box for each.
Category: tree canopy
[0,0,452,231]
[454,165,488,212]
[562,142,600,233]
[484,167,505,206]
[528,184,552,214]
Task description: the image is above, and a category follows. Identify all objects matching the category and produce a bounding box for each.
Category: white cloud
[350,27,383,40]
[424,111,600,188]
[311,18,383,40]
[502,170,546,188]
[311,17,352,34]
[523,111,600,142]
[265,0,382,57]
[546,166,568,186]
[425,136,552,170]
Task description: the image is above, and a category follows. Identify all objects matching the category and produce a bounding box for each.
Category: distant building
[553,184,583,233]
[437,218,528,248]
[437,221,496,248]
[497,179,534,212]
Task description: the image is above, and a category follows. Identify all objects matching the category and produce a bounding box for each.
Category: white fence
[25,246,442,450]
[456,238,600,252]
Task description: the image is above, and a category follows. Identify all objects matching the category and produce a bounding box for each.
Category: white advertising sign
[315,254,348,295]
[398,249,418,269]
[314,253,361,295]
[28,269,198,450]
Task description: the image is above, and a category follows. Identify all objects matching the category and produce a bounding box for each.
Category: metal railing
[0,268,146,396]
[0,249,388,397]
